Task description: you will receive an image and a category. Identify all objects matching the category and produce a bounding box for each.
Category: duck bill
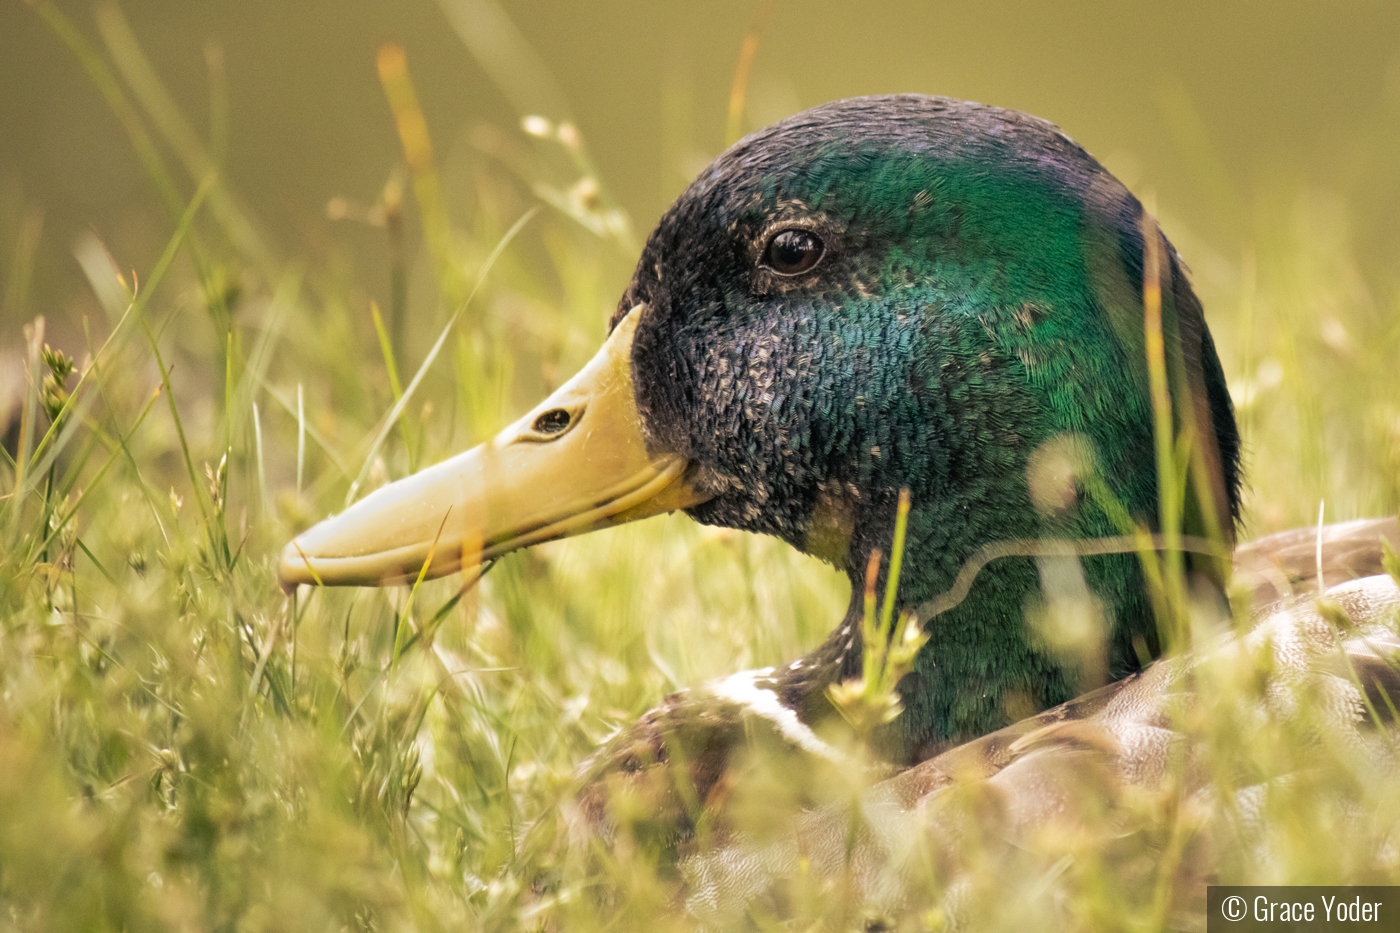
[278,305,706,589]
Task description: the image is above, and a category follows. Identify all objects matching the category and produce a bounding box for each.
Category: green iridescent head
[622,94,1238,581]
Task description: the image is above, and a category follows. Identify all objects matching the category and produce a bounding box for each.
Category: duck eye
[763,229,823,275]
[532,409,572,436]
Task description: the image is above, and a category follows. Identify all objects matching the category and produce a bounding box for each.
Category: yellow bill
[278,305,707,589]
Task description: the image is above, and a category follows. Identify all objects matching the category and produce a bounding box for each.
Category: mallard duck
[280,95,1400,923]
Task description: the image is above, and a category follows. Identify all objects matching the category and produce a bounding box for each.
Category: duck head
[281,95,1241,760]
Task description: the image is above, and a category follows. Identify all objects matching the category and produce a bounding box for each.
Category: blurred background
[2,0,1399,526]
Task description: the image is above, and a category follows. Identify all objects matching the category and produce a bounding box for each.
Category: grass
[2,3,1400,931]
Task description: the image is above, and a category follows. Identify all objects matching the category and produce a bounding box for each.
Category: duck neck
[889,538,1156,763]
[773,504,1159,766]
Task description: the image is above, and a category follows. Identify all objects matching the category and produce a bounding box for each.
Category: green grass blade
[345,206,538,508]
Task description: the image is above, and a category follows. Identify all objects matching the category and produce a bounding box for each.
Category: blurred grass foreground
[2,1,1400,930]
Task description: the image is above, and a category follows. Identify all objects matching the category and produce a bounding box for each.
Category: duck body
[682,552,1400,928]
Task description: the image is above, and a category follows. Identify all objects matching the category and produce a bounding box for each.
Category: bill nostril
[533,408,572,436]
